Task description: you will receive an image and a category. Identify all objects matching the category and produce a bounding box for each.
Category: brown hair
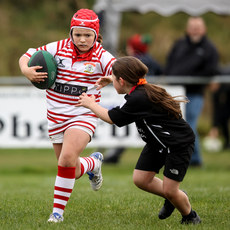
[97,33,103,44]
[112,56,187,119]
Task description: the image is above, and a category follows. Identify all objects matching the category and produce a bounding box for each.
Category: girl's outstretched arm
[77,93,113,124]
[95,75,113,90]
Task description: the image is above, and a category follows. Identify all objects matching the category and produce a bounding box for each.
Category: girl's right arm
[19,55,47,83]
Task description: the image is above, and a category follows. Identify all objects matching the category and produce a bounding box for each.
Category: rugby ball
[28,50,57,89]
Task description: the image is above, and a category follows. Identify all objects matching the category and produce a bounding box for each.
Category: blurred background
[1,0,230,150]
[1,0,230,76]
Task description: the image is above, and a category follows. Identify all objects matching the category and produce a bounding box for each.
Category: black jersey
[108,86,195,151]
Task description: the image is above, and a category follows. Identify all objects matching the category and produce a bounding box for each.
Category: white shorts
[49,125,94,144]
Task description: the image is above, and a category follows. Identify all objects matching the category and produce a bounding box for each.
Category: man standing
[165,17,219,166]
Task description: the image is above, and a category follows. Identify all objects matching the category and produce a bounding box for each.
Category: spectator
[126,34,163,76]
[165,16,219,166]
[206,65,230,150]
[104,34,163,163]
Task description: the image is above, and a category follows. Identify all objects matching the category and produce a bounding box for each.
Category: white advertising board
[0,85,185,148]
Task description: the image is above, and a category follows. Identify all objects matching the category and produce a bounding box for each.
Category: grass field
[0,147,230,230]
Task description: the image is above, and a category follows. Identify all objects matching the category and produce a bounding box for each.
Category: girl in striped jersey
[19,9,115,223]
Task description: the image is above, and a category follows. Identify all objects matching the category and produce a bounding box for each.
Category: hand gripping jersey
[24,39,115,136]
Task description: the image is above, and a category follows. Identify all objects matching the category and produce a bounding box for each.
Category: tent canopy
[94,0,230,54]
[94,0,230,16]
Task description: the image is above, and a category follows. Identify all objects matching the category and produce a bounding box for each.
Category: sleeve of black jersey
[108,90,152,127]
[108,106,139,127]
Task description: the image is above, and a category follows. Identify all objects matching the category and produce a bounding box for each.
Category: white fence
[0,83,184,148]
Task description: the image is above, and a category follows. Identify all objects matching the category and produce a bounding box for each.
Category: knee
[133,173,145,189]
[58,152,76,167]
[133,174,141,188]
[133,171,153,190]
[162,188,177,201]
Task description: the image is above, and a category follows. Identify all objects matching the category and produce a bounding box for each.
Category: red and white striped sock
[52,166,76,216]
[79,156,98,177]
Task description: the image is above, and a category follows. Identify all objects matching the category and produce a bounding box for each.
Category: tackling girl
[78,56,201,225]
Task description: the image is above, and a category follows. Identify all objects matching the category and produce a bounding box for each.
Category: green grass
[0,147,230,229]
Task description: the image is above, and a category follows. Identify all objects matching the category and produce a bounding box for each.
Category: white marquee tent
[93,0,230,54]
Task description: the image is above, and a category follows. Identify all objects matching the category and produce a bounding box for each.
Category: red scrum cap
[70,9,100,40]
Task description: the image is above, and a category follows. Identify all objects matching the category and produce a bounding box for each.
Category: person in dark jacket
[165,16,219,166]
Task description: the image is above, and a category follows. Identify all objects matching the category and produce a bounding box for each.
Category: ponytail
[143,84,187,119]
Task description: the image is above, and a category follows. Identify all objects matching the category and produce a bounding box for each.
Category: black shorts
[135,143,194,182]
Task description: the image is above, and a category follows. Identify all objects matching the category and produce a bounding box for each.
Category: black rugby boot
[181,210,201,225]
[158,199,175,219]
[158,190,187,219]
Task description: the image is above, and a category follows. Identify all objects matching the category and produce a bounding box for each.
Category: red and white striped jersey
[24,39,116,136]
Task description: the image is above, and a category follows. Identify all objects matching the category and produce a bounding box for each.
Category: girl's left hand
[76,93,96,108]
[95,75,113,90]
